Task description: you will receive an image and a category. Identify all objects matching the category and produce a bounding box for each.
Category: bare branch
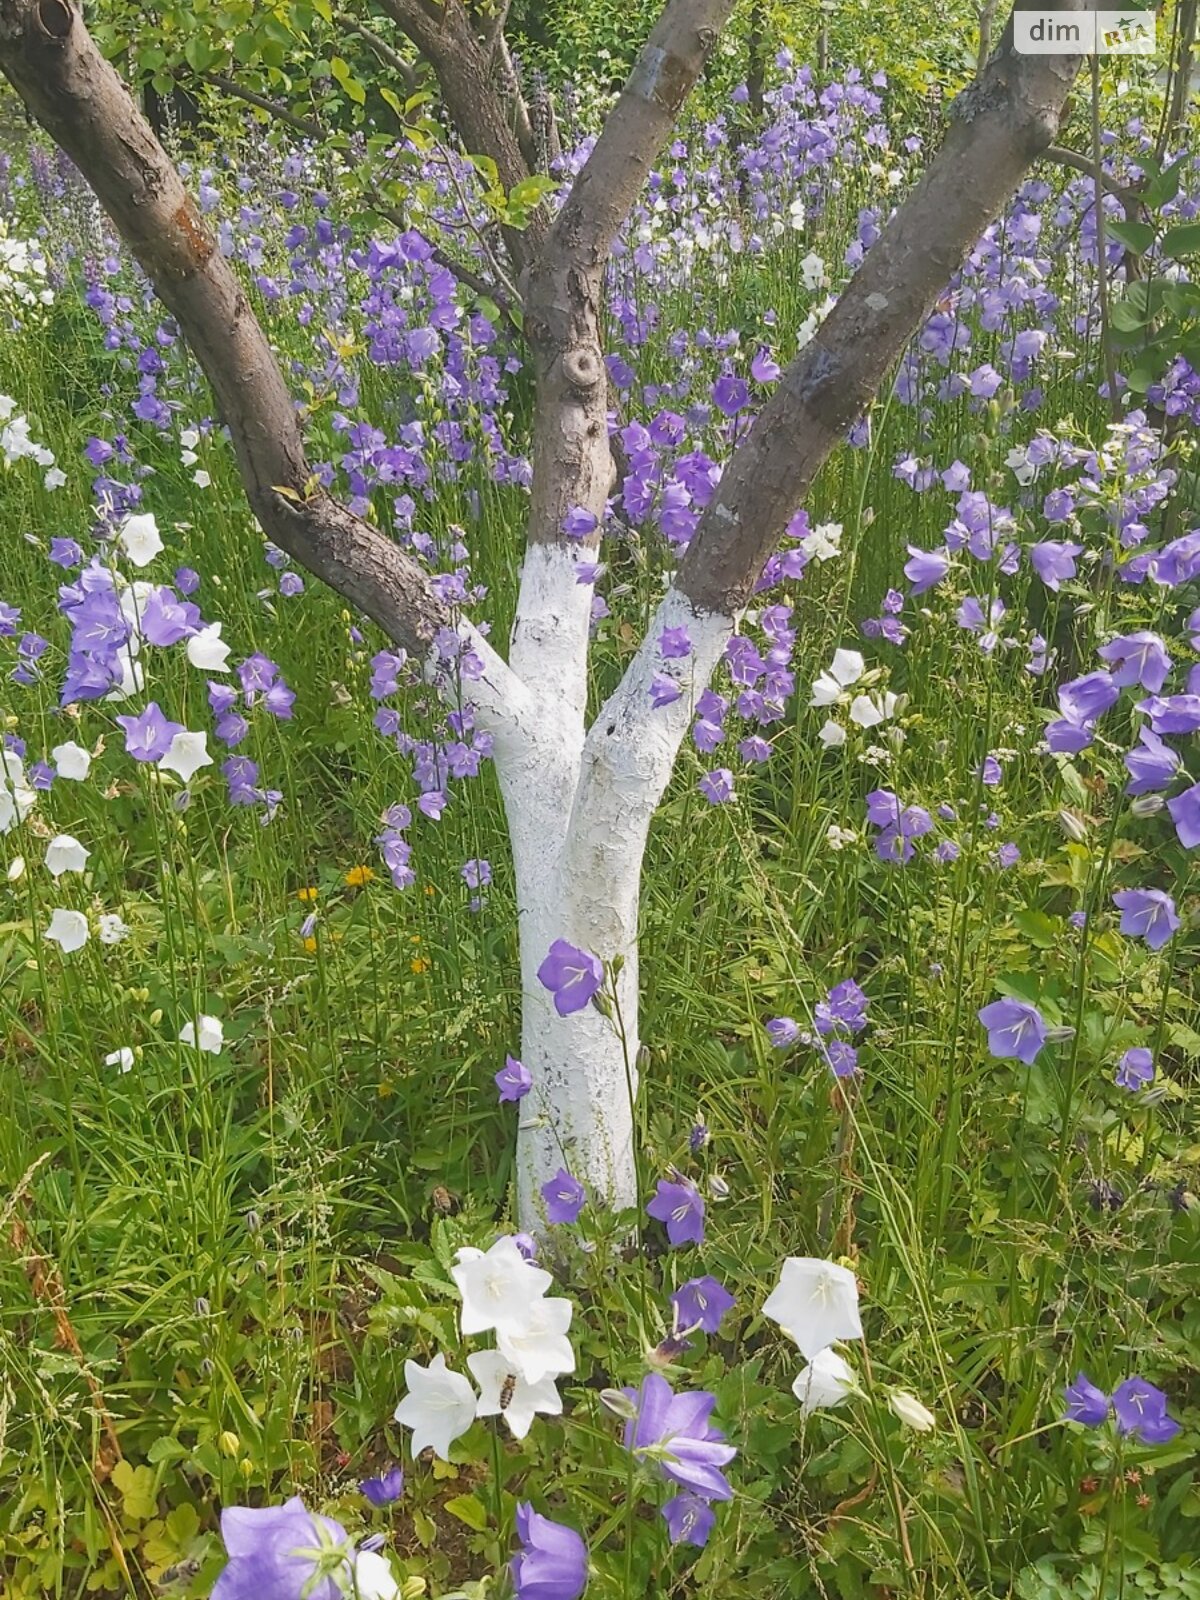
[1044,142,1140,206]
[536,0,735,286]
[480,0,514,57]
[493,29,539,172]
[370,193,522,326]
[0,0,526,731]
[203,73,323,140]
[374,0,547,272]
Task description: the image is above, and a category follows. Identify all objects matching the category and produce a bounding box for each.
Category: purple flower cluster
[623,1372,736,1548]
[814,977,870,1078]
[865,788,933,864]
[1063,1373,1181,1444]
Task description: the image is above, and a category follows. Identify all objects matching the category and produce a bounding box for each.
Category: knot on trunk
[36,0,72,38]
[562,346,603,392]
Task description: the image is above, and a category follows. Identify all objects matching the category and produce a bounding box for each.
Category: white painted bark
[494,577,734,1227]
[428,564,736,1228]
[508,544,594,735]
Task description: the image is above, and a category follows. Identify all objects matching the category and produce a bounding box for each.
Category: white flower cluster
[763,1256,865,1411]
[394,1235,575,1454]
[810,646,903,748]
[0,234,54,312]
[763,1256,936,1430]
[29,818,130,955]
[106,512,230,700]
[1,394,65,490]
[0,746,37,835]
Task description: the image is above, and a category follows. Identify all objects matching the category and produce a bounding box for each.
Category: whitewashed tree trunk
[509,829,641,1225]
[493,563,733,1226]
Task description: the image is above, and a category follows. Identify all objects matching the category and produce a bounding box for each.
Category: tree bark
[746,0,766,120]
[1168,0,1198,137]
[512,0,736,731]
[374,0,549,274]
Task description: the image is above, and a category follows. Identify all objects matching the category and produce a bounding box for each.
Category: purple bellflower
[536,939,604,1016]
[978,998,1048,1065]
[623,1372,737,1500]
[647,1178,706,1247]
[512,1503,588,1600]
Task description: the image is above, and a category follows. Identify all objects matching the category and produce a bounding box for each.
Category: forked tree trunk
[500,557,729,1218]
[0,0,1087,1231]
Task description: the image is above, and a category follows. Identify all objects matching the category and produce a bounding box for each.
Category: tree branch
[567,1,1087,864]
[1044,142,1140,207]
[0,0,527,734]
[203,73,323,139]
[370,193,522,327]
[338,11,417,94]
[535,0,734,294]
[374,0,547,274]
[493,28,539,172]
[673,2,1086,618]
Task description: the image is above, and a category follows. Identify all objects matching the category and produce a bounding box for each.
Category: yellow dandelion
[344,865,375,887]
[410,957,430,975]
[297,886,319,903]
[303,936,318,953]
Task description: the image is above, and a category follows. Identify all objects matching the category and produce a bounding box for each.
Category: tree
[0,0,1086,1228]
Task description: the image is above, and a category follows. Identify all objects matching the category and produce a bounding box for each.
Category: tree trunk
[746,0,766,120]
[510,837,641,1223]
[496,573,732,1222]
[1169,0,1198,137]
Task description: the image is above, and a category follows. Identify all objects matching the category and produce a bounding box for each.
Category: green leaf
[1145,155,1186,209]
[1122,279,1151,315]
[1107,219,1155,255]
[1110,297,1148,333]
[146,1436,189,1465]
[1162,222,1200,260]
[443,1493,489,1532]
[330,55,366,105]
[469,153,501,187]
[1124,362,1159,394]
[509,174,555,211]
[1163,281,1200,318]
[111,1461,157,1523]
[1012,909,1059,949]
[411,1508,437,1547]
[1168,1023,1200,1061]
